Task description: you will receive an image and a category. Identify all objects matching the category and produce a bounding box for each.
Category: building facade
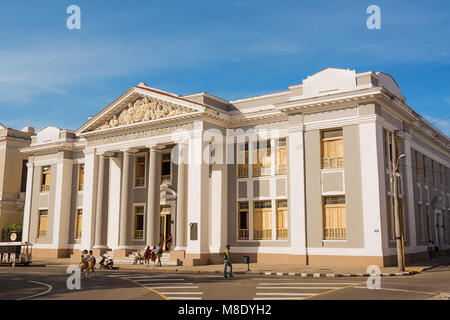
[20,68,450,266]
[0,124,34,238]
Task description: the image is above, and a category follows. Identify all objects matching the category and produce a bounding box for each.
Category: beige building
[20,68,450,266]
[0,124,34,239]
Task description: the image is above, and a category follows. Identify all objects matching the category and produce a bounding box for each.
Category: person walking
[80,250,89,278]
[87,250,97,279]
[427,240,437,262]
[144,246,151,266]
[156,246,162,267]
[224,245,233,278]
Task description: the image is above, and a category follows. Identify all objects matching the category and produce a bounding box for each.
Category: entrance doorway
[159,206,171,251]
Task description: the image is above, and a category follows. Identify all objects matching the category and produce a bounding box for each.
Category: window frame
[237,201,249,240]
[38,209,48,238]
[322,196,347,240]
[253,200,272,240]
[41,166,51,193]
[134,154,147,188]
[133,204,146,240]
[321,128,344,169]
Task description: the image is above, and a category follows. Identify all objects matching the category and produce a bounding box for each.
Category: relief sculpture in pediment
[95,96,190,131]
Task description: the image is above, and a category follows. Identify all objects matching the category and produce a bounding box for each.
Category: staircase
[101,250,180,266]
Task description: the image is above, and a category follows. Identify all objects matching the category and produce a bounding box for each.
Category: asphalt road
[0,265,449,300]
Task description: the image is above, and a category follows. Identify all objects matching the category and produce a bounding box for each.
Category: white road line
[141,282,193,286]
[17,281,53,300]
[253,297,311,300]
[258,282,358,285]
[257,286,343,290]
[168,297,202,300]
[353,286,436,295]
[160,292,203,295]
[138,278,184,282]
[150,286,199,289]
[256,292,314,296]
[126,276,169,279]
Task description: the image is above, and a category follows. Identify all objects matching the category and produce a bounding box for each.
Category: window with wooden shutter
[41,166,51,192]
[321,129,344,169]
[323,196,346,240]
[78,164,85,191]
[237,142,249,178]
[253,200,272,239]
[276,200,288,239]
[38,210,48,238]
[253,140,271,176]
[276,138,287,175]
[135,156,146,187]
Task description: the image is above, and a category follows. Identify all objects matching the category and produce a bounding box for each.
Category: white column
[209,139,228,253]
[119,151,132,248]
[404,134,417,250]
[82,150,98,251]
[94,154,107,249]
[287,122,307,256]
[52,157,73,249]
[22,157,34,243]
[175,143,187,250]
[107,155,122,250]
[146,147,161,247]
[359,121,384,258]
[186,131,210,254]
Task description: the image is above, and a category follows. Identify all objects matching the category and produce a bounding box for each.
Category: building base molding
[32,248,72,259]
[113,248,133,259]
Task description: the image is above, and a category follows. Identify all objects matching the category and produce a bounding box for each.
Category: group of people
[80,249,96,279]
[135,233,172,267]
[136,246,162,266]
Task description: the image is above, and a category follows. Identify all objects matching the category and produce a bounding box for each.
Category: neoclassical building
[0,124,34,237]
[20,68,450,266]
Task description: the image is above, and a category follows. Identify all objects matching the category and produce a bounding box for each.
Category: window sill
[322,239,347,242]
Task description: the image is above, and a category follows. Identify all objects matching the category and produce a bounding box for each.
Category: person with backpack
[144,246,151,266]
[224,245,233,278]
[156,246,162,267]
[87,250,97,279]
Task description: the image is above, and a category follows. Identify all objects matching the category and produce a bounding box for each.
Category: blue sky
[0,0,449,135]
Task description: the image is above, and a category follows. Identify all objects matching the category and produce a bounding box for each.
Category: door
[159,206,171,251]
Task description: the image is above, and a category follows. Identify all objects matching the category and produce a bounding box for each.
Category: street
[0,265,449,300]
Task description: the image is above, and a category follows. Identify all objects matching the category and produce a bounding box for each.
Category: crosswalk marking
[256,286,343,290]
[256,292,313,296]
[151,286,199,289]
[160,292,203,295]
[258,282,358,285]
[254,280,358,300]
[253,297,309,300]
[125,276,169,279]
[114,274,203,300]
[141,282,193,288]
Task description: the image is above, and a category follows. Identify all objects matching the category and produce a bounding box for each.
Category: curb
[257,271,418,277]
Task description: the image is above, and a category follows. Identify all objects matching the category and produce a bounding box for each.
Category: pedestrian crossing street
[107,273,205,300]
[253,278,359,300]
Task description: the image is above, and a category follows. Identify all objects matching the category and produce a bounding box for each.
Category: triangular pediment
[77,85,205,135]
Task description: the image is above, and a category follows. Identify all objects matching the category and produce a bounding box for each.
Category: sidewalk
[31,254,450,278]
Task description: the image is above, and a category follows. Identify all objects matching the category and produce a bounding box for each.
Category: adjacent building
[0,124,34,239]
[20,68,450,266]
